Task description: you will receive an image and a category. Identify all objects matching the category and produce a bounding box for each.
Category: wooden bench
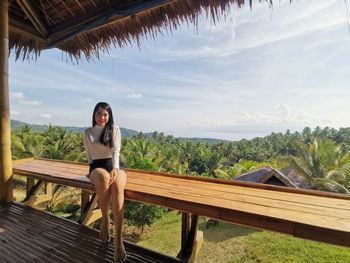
[13,158,350,262]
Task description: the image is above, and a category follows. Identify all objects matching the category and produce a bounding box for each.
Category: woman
[84,102,127,263]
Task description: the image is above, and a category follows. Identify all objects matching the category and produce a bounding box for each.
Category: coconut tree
[214,159,258,179]
[41,125,83,161]
[11,126,44,159]
[290,139,350,193]
[122,138,159,169]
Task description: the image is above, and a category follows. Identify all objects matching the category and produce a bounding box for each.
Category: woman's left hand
[110,168,118,185]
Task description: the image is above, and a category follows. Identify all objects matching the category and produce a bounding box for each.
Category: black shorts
[89,158,113,175]
[88,158,125,177]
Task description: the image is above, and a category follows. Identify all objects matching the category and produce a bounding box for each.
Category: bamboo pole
[0,0,13,203]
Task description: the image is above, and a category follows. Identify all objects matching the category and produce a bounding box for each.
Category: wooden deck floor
[13,158,350,248]
[0,202,180,263]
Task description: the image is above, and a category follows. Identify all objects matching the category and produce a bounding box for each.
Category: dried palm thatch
[9,0,274,61]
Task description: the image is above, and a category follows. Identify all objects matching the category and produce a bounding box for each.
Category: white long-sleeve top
[84,125,121,169]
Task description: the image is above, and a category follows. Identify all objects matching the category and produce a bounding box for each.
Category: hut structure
[234,166,298,188]
[280,166,314,189]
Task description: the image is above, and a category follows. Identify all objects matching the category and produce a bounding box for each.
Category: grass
[136,211,183,256]
[137,211,350,263]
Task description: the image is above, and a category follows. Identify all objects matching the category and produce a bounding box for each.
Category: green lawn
[136,212,350,263]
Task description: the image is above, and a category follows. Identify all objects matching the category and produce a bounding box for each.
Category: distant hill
[10,120,139,138]
[176,137,230,144]
[10,119,230,143]
[11,120,47,132]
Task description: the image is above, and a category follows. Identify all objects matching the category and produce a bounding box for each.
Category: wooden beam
[73,0,86,14]
[47,0,172,48]
[180,212,190,251]
[177,213,203,262]
[0,0,12,204]
[80,193,101,226]
[9,17,46,43]
[15,0,47,37]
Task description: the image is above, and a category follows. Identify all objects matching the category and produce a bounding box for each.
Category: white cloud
[10,110,19,116]
[82,97,93,103]
[19,100,42,106]
[187,104,330,130]
[10,91,25,100]
[275,103,291,122]
[39,114,52,119]
[128,93,142,99]
[10,91,42,107]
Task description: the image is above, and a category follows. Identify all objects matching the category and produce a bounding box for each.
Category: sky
[8,0,350,141]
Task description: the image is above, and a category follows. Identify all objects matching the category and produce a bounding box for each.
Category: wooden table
[12,158,350,261]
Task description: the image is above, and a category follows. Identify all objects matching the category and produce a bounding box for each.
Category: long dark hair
[92,102,114,148]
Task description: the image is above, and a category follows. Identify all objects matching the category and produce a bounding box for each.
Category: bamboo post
[0,0,13,203]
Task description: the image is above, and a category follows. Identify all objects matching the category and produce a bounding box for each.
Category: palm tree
[42,125,84,161]
[290,139,350,193]
[11,126,44,159]
[214,159,258,179]
[122,138,160,169]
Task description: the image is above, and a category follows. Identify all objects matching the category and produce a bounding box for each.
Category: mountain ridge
[10,119,230,144]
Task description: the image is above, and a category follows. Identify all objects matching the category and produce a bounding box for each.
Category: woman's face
[95,107,109,126]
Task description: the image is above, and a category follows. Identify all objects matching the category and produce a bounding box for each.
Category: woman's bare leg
[111,169,127,263]
[90,168,112,243]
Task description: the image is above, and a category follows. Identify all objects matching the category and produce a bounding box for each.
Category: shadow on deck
[0,202,181,263]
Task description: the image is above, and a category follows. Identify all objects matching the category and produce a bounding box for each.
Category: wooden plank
[127,172,350,209]
[18,158,350,201]
[125,182,350,232]
[127,168,350,200]
[126,176,350,218]
[0,202,182,263]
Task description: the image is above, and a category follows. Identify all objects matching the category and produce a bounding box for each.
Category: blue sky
[9,0,350,141]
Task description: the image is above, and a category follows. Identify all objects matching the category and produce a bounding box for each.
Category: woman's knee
[112,170,127,189]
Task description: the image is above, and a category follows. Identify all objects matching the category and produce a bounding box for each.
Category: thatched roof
[8,0,262,61]
[281,166,314,189]
[234,166,298,188]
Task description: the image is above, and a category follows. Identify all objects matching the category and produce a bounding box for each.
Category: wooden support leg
[81,189,90,215]
[23,179,52,206]
[79,192,102,226]
[26,177,34,196]
[45,182,52,196]
[177,212,203,263]
[181,212,190,250]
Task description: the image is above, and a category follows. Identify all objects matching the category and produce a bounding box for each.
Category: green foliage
[11,125,44,159]
[124,201,166,233]
[127,157,159,170]
[11,124,350,192]
[290,139,350,193]
[11,124,86,162]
